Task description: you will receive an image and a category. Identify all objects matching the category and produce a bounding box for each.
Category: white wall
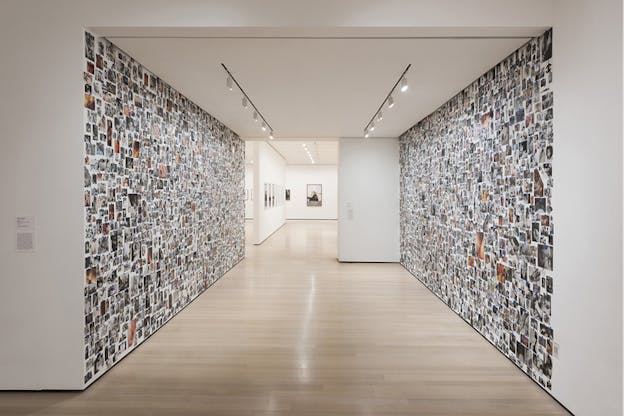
[286,165,338,220]
[338,138,400,262]
[550,0,623,415]
[245,164,254,219]
[0,2,86,390]
[252,141,286,244]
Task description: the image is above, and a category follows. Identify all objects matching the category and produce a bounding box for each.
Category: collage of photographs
[400,30,555,389]
[82,31,245,384]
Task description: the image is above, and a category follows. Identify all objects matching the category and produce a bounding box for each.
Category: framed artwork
[285,189,290,201]
[306,184,322,207]
[264,183,268,208]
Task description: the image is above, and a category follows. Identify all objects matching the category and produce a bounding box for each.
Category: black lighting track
[220,63,274,134]
[364,63,411,133]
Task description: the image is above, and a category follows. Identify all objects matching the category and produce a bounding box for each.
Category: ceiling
[245,140,338,165]
[109,35,532,139]
[272,141,338,165]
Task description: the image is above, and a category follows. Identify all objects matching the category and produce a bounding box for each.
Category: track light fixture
[362,64,411,137]
[221,63,275,140]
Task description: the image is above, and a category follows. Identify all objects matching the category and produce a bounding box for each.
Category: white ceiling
[245,140,338,165]
[109,35,531,139]
[273,141,338,165]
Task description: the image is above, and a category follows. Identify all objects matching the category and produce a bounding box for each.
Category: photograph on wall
[285,189,290,201]
[306,184,322,207]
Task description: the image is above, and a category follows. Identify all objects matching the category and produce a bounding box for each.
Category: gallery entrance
[244,140,339,247]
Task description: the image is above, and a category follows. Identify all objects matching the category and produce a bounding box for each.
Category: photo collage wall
[399,30,554,389]
[264,183,285,209]
[83,31,245,384]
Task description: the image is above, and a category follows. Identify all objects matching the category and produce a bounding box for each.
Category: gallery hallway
[0,220,568,415]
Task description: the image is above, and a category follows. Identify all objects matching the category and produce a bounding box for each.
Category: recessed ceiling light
[377,111,383,122]
[242,97,248,108]
[261,122,267,132]
[388,95,395,108]
[226,76,233,91]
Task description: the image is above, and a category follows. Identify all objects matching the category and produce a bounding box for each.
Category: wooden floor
[0,220,569,415]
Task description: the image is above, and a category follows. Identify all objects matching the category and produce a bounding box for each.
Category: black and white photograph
[306,184,322,207]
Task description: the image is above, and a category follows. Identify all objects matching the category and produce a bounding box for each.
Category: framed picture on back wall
[306,184,322,207]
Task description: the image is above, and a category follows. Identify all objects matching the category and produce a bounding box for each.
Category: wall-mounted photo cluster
[400,30,554,389]
[264,183,285,208]
[306,184,322,207]
[82,31,244,384]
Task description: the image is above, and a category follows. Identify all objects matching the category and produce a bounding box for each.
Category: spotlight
[400,77,408,92]
[242,97,248,108]
[261,122,267,132]
[370,122,375,132]
[364,132,370,138]
[377,111,383,122]
[253,111,259,122]
[226,76,233,91]
[269,131,274,140]
[388,95,395,108]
